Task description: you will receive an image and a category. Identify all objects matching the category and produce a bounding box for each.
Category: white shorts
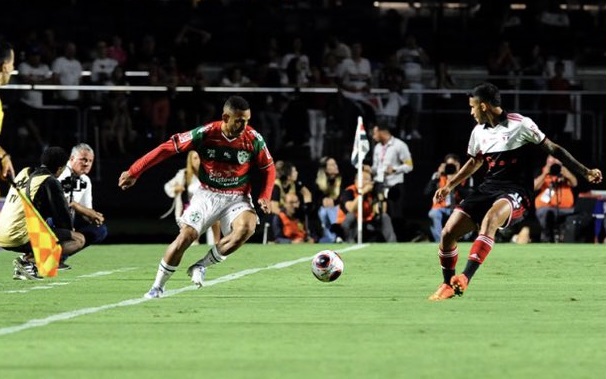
[179,187,258,237]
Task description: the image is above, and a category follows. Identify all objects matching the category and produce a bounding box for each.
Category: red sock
[439,246,458,270]
[468,234,494,263]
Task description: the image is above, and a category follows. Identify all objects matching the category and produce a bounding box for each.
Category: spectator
[395,34,430,139]
[424,154,472,242]
[51,41,83,146]
[305,65,332,160]
[272,192,315,244]
[377,52,410,135]
[336,42,380,129]
[51,41,83,106]
[107,35,128,67]
[56,143,108,269]
[281,37,311,87]
[313,157,343,243]
[100,65,136,155]
[220,66,253,87]
[270,161,313,216]
[519,43,547,110]
[487,40,519,90]
[543,60,574,142]
[323,35,351,64]
[534,155,578,242]
[0,147,85,280]
[90,40,119,85]
[335,169,396,243]
[16,46,52,154]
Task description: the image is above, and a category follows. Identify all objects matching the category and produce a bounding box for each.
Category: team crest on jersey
[508,193,523,209]
[178,131,193,144]
[237,150,250,164]
[189,210,202,224]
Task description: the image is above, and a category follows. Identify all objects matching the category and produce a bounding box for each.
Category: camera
[549,163,562,176]
[444,163,457,175]
[61,175,86,193]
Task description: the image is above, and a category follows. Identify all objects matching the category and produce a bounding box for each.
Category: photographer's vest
[431,176,467,210]
[277,211,306,241]
[336,184,375,224]
[535,175,574,209]
[0,167,49,247]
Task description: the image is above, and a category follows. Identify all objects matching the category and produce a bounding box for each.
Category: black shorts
[456,183,531,228]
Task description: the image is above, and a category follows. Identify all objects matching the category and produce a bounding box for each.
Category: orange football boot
[428,283,455,301]
[450,274,469,296]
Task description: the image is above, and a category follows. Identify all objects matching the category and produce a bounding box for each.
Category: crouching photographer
[424,154,473,242]
[56,143,108,269]
[534,155,577,242]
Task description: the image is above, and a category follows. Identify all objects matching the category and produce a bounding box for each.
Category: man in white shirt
[56,143,107,269]
[51,42,82,104]
[370,123,413,224]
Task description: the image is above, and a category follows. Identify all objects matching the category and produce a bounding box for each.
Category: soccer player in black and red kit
[119,96,276,298]
[429,82,602,301]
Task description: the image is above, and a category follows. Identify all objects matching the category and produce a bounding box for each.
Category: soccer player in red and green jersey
[119,96,276,298]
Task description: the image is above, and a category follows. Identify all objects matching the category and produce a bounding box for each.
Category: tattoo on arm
[543,140,588,178]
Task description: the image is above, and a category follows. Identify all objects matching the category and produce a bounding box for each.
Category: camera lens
[549,163,562,176]
[444,163,457,175]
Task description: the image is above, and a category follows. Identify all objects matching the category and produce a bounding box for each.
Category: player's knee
[179,226,199,246]
[440,224,455,240]
[231,220,256,241]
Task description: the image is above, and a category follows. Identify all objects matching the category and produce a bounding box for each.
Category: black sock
[442,269,455,285]
[462,260,480,281]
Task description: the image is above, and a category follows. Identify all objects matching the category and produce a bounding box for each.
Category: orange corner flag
[17,191,62,277]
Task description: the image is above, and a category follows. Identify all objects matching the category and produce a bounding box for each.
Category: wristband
[0,153,10,161]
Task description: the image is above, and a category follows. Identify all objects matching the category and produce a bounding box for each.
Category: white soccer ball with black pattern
[311,250,344,282]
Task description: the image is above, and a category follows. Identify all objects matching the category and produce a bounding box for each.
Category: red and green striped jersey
[174,121,274,195]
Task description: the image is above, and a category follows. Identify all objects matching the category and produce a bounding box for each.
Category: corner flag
[15,187,62,277]
[350,116,370,167]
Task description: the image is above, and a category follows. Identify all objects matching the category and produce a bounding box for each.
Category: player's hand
[258,198,271,214]
[586,168,603,184]
[118,171,137,190]
[433,186,451,204]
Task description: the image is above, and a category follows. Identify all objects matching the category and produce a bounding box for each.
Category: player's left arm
[541,138,602,184]
[255,137,276,213]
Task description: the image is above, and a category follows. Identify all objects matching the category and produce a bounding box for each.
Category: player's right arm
[118,139,180,190]
[434,156,482,204]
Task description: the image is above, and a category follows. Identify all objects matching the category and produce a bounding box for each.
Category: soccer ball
[311,250,344,282]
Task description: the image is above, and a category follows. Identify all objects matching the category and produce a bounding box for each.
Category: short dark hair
[224,95,250,112]
[469,82,501,107]
[444,153,460,163]
[0,42,13,63]
[374,123,392,133]
[40,147,68,173]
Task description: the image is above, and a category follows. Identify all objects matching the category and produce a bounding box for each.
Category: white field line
[1,268,137,294]
[0,244,369,336]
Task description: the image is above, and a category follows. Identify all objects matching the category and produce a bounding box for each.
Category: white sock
[193,245,226,268]
[152,259,178,289]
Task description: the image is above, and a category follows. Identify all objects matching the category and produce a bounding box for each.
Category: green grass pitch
[0,242,604,379]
